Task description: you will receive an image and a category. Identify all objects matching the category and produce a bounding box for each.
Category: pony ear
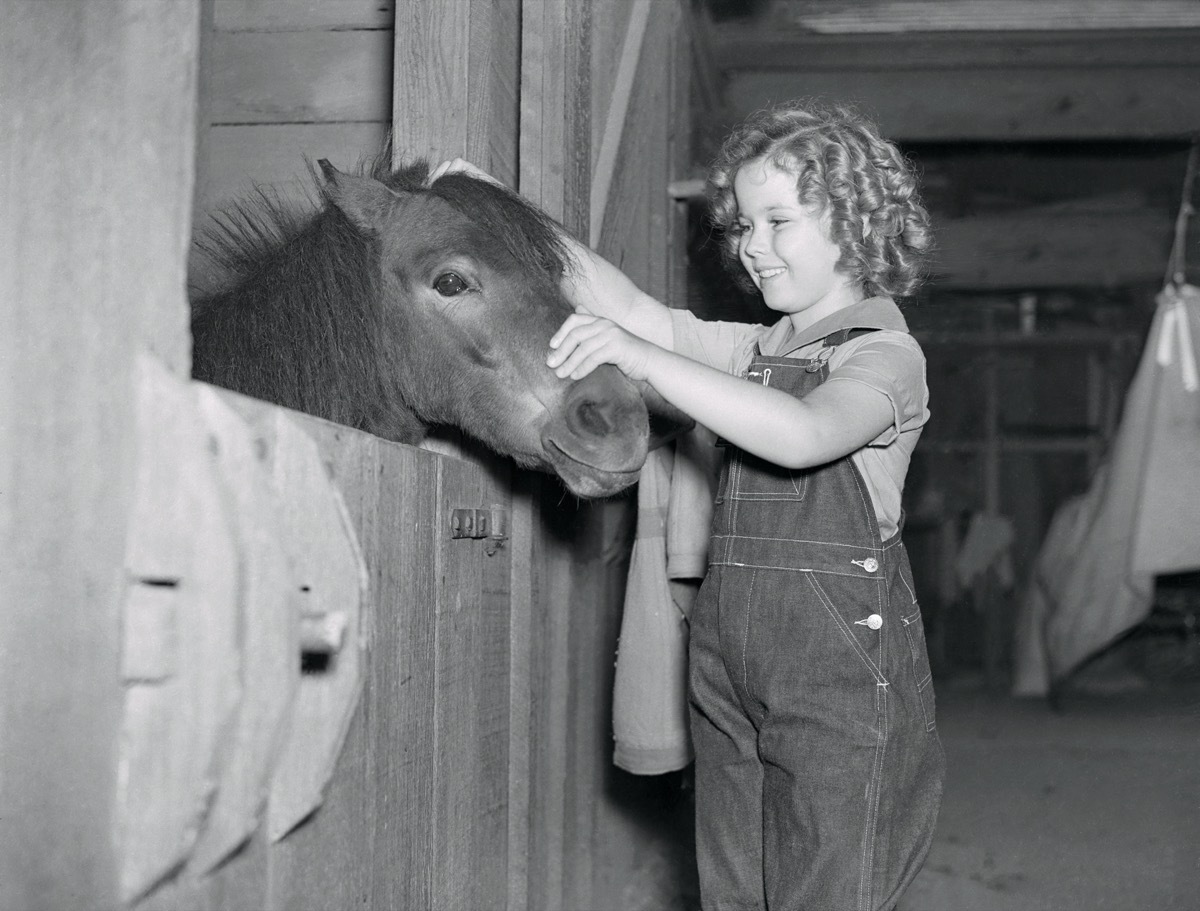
[319,159,400,234]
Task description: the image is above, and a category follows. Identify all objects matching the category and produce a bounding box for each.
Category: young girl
[437,99,944,911]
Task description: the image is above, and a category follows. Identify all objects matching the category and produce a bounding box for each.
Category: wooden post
[0,2,200,908]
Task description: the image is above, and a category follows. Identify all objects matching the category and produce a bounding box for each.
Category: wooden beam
[214,0,394,32]
[590,0,652,247]
[770,0,1200,33]
[196,122,388,213]
[932,209,1172,289]
[707,28,1200,71]
[724,65,1200,140]
[0,2,200,907]
[210,29,392,123]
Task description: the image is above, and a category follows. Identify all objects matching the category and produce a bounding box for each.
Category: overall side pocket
[899,601,937,732]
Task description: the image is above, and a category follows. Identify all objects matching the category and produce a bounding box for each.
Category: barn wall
[193,0,394,225]
[1,1,690,908]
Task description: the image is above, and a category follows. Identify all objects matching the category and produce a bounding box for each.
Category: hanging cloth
[612,426,719,774]
[1013,143,1200,695]
[1130,283,1200,574]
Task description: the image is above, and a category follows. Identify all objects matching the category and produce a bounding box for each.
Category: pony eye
[433,272,469,296]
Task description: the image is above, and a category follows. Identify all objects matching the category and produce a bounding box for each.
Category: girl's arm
[549,316,893,469]
[558,237,674,350]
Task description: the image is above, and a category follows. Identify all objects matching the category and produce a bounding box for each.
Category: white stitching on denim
[860,673,888,910]
[805,575,888,686]
[741,569,756,695]
[710,533,877,549]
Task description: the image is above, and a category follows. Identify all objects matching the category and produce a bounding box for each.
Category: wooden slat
[210,29,392,123]
[517,2,594,907]
[590,0,651,246]
[214,0,394,32]
[195,121,388,220]
[932,209,1173,289]
[773,0,1200,33]
[0,3,198,908]
[260,418,441,910]
[392,0,519,171]
[725,65,1200,140]
[708,29,1200,71]
[357,436,440,911]
[431,457,511,908]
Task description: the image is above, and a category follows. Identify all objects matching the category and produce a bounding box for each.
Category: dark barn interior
[3,2,1199,910]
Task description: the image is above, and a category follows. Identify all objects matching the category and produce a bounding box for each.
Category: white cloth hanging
[612,427,718,774]
[1013,285,1200,695]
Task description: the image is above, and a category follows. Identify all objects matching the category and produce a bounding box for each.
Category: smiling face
[733,157,863,333]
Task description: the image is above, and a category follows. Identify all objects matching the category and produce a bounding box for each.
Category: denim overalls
[688,327,945,911]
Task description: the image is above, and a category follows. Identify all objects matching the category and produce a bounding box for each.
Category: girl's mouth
[758,267,786,280]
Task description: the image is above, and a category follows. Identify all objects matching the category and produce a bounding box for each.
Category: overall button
[863,558,879,573]
[865,614,883,630]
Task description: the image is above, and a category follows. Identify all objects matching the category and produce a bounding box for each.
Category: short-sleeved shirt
[670,296,929,540]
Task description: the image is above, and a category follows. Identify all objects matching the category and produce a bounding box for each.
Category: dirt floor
[625,664,1200,911]
[898,676,1200,911]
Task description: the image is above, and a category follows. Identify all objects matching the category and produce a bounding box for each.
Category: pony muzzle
[539,366,650,492]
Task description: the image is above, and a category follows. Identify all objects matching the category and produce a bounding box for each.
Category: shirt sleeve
[670,309,766,375]
[824,331,929,446]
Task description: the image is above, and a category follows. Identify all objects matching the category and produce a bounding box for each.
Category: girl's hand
[548,314,654,383]
[428,157,506,189]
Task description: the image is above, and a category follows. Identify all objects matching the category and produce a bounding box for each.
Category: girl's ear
[319,159,402,234]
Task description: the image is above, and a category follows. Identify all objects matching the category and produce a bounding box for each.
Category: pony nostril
[573,399,613,436]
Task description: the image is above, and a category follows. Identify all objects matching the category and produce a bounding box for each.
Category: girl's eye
[731,223,749,236]
[433,272,469,296]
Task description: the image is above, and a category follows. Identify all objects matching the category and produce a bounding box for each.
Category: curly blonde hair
[708,100,932,299]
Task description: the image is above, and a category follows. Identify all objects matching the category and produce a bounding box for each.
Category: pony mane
[189,148,573,442]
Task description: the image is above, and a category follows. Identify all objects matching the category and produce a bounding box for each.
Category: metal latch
[450,505,508,555]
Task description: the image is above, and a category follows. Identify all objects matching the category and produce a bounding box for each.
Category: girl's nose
[742,227,767,257]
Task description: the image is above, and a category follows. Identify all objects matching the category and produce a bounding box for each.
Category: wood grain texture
[933,209,1173,289]
[725,66,1200,140]
[210,28,392,123]
[196,121,388,219]
[0,3,198,908]
[214,0,394,32]
[189,386,298,877]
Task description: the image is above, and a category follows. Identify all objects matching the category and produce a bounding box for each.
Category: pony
[190,154,687,498]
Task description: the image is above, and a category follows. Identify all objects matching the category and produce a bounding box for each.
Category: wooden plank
[262,426,378,911]
[932,209,1172,289]
[393,0,515,169]
[210,29,392,123]
[431,456,510,908]
[195,121,388,220]
[590,0,652,247]
[0,3,199,908]
[358,437,440,911]
[506,476,537,911]
[724,66,1200,140]
[517,2,594,906]
[708,28,1200,71]
[520,0,591,232]
[772,0,1200,33]
[215,0,394,32]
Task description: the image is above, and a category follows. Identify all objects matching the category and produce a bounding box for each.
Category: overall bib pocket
[730,450,808,501]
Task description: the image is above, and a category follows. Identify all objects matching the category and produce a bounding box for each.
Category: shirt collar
[764,296,909,357]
